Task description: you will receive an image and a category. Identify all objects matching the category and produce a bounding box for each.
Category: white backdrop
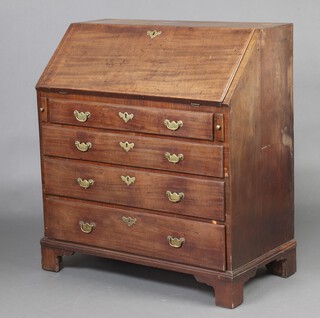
[0,1,319,317]
[0,0,319,215]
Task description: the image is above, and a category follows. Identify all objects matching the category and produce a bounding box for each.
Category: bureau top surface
[85,19,288,29]
[37,19,263,103]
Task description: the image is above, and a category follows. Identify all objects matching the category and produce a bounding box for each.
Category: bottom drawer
[45,197,226,271]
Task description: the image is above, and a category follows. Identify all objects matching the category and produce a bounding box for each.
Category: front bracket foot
[41,245,74,272]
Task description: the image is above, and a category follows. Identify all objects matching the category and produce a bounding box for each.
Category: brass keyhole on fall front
[147,30,162,39]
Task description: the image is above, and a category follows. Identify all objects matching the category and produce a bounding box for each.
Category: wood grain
[37,20,296,308]
[42,124,223,177]
[37,23,254,103]
[227,25,294,269]
[43,157,225,221]
[48,98,215,140]
[86,19,288,29]
[45,197,226,271]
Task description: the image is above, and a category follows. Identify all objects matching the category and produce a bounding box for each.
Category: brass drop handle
[166,191,185,203]
[79,221,95,234]
[77,178,94,189]
[75,141,92,152]
[164,119,183,131]
[74,110,91,122]
[167,236,185,248]
[165,152,184,164]
[119,111,134,123]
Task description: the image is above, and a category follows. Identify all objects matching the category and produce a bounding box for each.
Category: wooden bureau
[36,20,296,308]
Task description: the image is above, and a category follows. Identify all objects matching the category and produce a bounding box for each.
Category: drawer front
[45,197,226,271]
[49,99,214,140]
[43,157,225,221]
[42,124,223,178]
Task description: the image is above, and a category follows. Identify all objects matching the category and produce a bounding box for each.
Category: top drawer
[48,99,214,140]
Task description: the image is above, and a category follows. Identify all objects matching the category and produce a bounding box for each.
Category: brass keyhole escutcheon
[122,216,137,227]
[121,175,136,186]
[119,141,135,152]
[147,30,162,39]
[119,111,134,123]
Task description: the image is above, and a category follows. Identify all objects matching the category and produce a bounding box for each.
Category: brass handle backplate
[167,236,185,248]
[75,141,92,152]
[119,141,135,152]
[166,191,184,203]
[74,110,91,122]
[119,111,134,123]
[121,175,136,186]
[77,178,94,189]
[165,152,184,164]
[164,119,183,131]
[79,221,95,234]
[122,216,137,227]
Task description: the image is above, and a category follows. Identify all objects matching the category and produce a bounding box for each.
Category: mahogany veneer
[37,19,296,308]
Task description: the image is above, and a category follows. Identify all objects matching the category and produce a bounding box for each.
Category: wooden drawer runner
[45,197,226,271]
[49,99,214,140]
[43,157,225,221]
[42,124,223,177]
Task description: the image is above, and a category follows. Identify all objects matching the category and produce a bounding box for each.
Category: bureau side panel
[229,25,294,269]
[259,25,294,250]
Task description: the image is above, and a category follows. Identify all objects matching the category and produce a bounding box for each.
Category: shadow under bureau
[36,19,296,308]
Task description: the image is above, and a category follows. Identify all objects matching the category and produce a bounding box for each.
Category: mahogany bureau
[36,19,296,308]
